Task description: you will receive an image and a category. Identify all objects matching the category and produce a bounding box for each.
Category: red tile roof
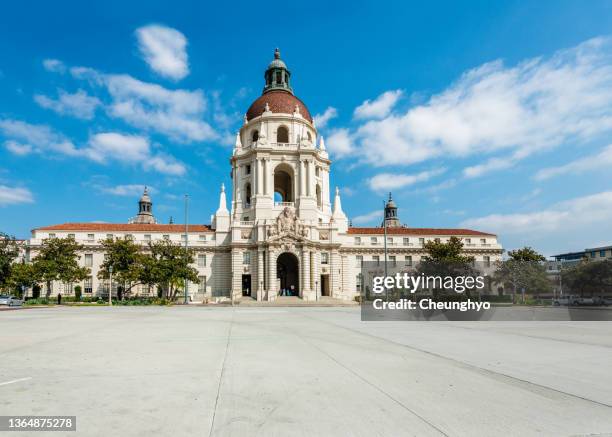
[348,227,495,236]
[34,223,212,232]
[246,90,313,123]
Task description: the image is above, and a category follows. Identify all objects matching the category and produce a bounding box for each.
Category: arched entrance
[276,252,299,296]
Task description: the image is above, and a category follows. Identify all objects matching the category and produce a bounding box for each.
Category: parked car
[553,295,584,306]
[0,295,23,307]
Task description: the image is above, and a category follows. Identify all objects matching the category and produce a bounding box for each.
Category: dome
[246,90,313,123]
[268,58,287,69]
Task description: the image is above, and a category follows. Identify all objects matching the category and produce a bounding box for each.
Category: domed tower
[231,49,330,224]
[131,187,156,224]
[384,192,401,227]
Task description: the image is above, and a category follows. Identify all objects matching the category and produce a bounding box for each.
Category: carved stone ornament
[267,207,309,238]
[319,231,329,240]
[241,229,251,239]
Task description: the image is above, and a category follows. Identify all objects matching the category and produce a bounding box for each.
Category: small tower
[132,187,156,224]
[263,48,293,94]
[384,192,401,227]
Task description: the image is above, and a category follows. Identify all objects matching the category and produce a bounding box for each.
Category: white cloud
[340,38,612,169]
[82,132,186,176]
[42,59,65,73]
[368,168,446,191]
[70,67,215,142]
[314,107,338,128]
[354,90,403,120]
[135,24,189,80]
[0,119,186,176]
[99,184,155,196]
[352,210,382,225]
[461,191,612,254]
[534,144,612,180]
[4,140,33,156]
[0,185,34,206]
[326,128,353,158]
[34,89,101,120]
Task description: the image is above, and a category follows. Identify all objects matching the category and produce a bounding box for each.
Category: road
[1,306,612,436]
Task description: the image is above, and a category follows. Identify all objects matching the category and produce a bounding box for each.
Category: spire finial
[221,183,225,193]
[388,192,392,201]
[274,48,280,59]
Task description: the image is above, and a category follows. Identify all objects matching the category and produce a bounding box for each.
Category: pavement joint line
[295,310,612,410]
[0,377,32,387]
[290,313,450,437]
[440,322,612,350]
[208,308,234,437]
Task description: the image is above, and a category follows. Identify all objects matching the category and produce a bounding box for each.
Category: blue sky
[1,0,612,256]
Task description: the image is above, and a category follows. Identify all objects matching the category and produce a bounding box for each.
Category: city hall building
[26,50,503,302]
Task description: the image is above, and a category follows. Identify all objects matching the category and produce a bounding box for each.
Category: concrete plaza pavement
[1,306,612,436]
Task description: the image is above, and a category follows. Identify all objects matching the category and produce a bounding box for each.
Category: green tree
[0,232,20,292]
[494,247,550,303]
[507,247,546,262]
[7,261,37,297]
[32,237,90,298]
[97,237,144,298]
[562,259,612,297]
[147,240,199,300]
[417,236,476,297]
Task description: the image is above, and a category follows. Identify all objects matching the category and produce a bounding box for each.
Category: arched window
[276,71,282,84]
[244,183,252,207]
[274,163,294,203]
[252,130,259,142]
[307,132,312,141]
[316,184,322,209]
[277,126,289,143]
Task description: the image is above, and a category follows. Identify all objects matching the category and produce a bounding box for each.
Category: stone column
[267,248,277,300]
[264,159,270,196]
[257,249,264,301]
[301,247,311,299]
[299,160,305,197]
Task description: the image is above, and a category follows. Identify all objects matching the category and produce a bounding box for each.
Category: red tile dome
[246,90,313,123]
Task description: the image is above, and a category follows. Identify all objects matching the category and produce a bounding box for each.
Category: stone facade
[24,50,503,302]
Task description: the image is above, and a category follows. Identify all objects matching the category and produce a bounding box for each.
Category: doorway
[242,275,251,297]
[320,274,330,297]
[277,252,299,296]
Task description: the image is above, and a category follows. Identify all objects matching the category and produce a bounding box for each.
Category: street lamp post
[184,194,189,305]
[383,200,388,300]
[108,265,113,306]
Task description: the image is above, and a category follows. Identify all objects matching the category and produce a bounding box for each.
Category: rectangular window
[418,238,425,244]
[355,237,361,245]
[600,250,606,257]
[198,254,207,267]
[483,256,491,267]
[434,238,441,243]
[591,251,596,258]
[87,233,95,241]
[68,233,75,239]
[356,255,363,267]
[403,237,409,245]
[144,234,151,242]
[480,238,487,244]
[321,253,329,264]
[405,256,412,266]
[199,234,206,241]
[106,234,113,240]
[243,252,250,265]
[387,237,393,245]
[163,234,170,240]
[389,255,396,266]
[48,233,56,239]
[371,237,378,244]
[356,274,362,293]
[84,277,93,293]
[373,255,380,265]
[198,276,207,293]
[465,238,471,244]
[84,254,93,267]
[246,164,251,175]
[125,234,133,240]
[181,234,187,242]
